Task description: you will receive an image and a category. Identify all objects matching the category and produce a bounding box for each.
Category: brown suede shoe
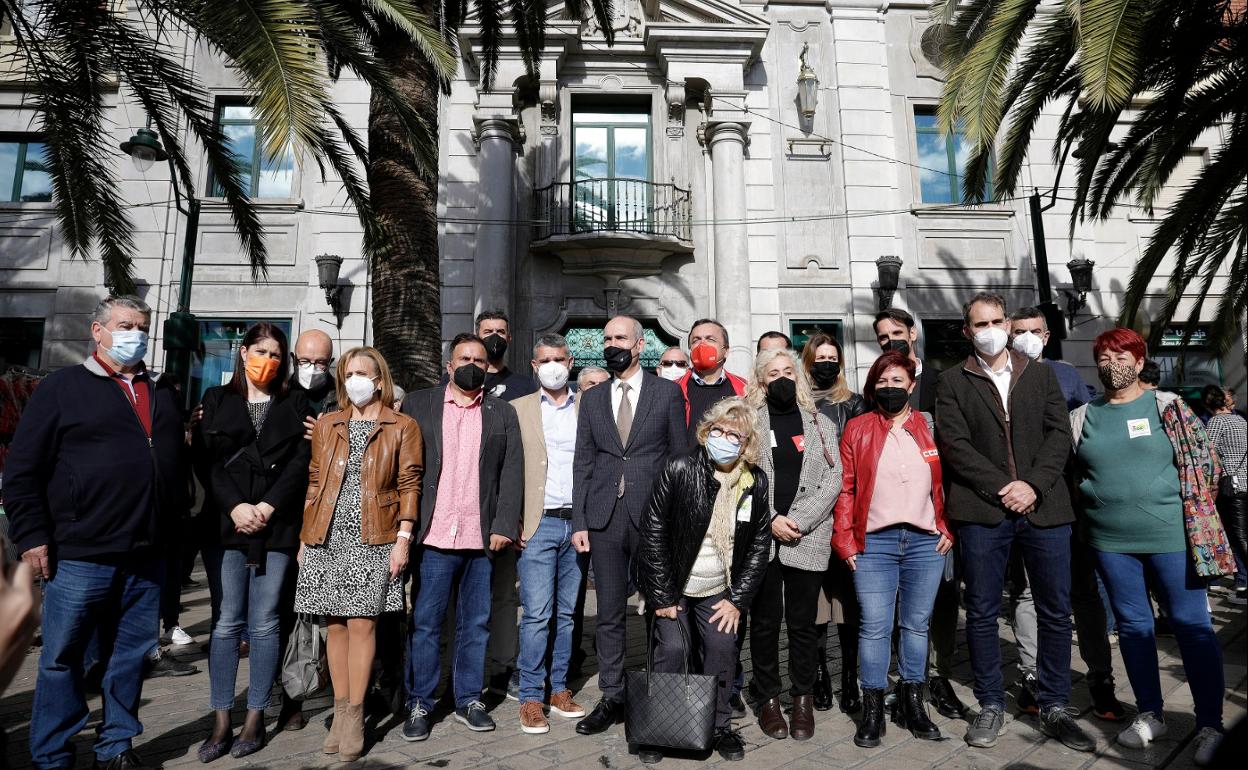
[520,701,549,734]
[549,690,585,718]
[758,696,788,739]
[790,694,815,741]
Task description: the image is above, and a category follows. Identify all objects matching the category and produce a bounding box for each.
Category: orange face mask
[244,354,280,386]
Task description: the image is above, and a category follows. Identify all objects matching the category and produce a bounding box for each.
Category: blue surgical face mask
[706,435,742,466]
[106,328,149,367]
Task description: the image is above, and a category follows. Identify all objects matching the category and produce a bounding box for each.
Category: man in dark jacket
[935,292,1094,754]
[399,333,523,740]
[289,329,338,415]
[873,308,938,413]
[4,295,188,770]
[570,315,688,736]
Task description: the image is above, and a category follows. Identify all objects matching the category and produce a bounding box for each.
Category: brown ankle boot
[790,694,815,741]
[322,699,347,754]
[758,696,789,739]
[338,702,366,762]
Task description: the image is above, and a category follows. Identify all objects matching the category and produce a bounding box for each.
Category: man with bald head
[290,329,338,415]
[571,315,687,736]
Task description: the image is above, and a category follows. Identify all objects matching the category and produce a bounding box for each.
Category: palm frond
[1074,0,1154,110]
[360,0,458,81]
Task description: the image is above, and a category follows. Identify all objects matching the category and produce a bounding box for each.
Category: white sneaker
[169,626,194,646]
[1117,711,1167,748]
[1193,726,1223,766]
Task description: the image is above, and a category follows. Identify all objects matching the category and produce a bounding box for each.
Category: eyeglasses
[709,427,745,445]
[295,358,333,370]
[1012,329,1044,337]
[659,360,689,369]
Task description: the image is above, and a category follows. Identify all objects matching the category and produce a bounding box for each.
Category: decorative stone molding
[539,80,559,135]
[699,120,750,149]
[666,81,686,136]
[472,115,524,152]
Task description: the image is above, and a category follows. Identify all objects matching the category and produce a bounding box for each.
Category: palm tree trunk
[367,25,442,391]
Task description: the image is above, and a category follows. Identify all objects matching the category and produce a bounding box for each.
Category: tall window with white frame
[0,135,52,203]
[208,102,295,198]
[913,106,992,205]
[570,108,651,233]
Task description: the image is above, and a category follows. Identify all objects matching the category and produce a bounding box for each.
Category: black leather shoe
[576,699,623,735]
[812,662,834,712]
[928,676,968,720]
[854,688,887,748]
[401,705,431,742]
[892,681,941,740]
[716,728,746,761]
[638,746,663,764]
[1039,706,1096,753]
[839,670,862,714]
[93,749,154,770]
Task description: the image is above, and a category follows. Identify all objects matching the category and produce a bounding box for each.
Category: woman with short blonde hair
[746,347,843,742]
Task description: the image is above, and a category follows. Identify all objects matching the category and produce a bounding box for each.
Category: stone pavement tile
[870,735,962,765]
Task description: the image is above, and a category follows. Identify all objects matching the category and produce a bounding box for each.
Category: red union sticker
[793,434,806,452]
[921,448,940,463]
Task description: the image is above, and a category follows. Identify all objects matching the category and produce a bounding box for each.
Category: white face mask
[1011,332,1044,360]
[537,361,570,390]
[296,362,328,389]
[344,374,378,407]
[658,365,685,381]
[972,327,1009,357]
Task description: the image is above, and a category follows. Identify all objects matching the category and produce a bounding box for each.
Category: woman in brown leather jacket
[294,347,422,762]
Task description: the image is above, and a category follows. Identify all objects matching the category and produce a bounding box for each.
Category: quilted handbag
[624,617,718,751]
[280,614,328,700]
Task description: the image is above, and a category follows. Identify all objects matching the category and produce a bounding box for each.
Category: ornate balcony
[530,178,693,276]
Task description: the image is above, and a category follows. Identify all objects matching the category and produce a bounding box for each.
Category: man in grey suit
[572,315,688,735]
[398,333,524,741]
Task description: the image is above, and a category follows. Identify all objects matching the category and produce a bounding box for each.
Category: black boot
[812,657,834,712]
[838,624,862,713]
[854,688,887,748]
[840,666,862,713]
[892,681,941,740]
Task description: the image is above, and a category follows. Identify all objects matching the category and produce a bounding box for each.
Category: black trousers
[589,506,640,702]
[653,591,738,730]
[486,549,519,678]
[1217,491,1248,568]
[750,559,823,699]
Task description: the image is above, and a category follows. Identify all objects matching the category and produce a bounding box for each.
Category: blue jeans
[1095,549,1224,729]
[204,548,291,711]
[30,558,162,769]
[406,547,494,711]
[517,516,586,702]
[959,518,1072,710]
[852,526,945,690]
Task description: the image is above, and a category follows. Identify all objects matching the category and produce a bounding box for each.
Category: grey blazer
[755,406,842,572]
[400,385,524,557]
[572,371,688,532]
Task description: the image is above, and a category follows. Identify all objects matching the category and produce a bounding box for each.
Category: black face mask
[766,376,798,412]
[603,345,633,374]
[875,386,910,414]
[810,361,840,389]
[453,363,486,392]
[482,334,508,360]
[883,339,911,357]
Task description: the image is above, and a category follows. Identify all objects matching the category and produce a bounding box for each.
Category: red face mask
[690,342,720,372]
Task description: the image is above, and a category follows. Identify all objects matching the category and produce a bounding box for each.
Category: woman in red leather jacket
[832,350,954,748]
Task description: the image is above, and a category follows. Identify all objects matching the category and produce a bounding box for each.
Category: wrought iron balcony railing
[532,178,692,242]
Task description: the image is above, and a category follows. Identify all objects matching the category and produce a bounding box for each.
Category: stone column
[473,115,521,316]
[706,121,753,375]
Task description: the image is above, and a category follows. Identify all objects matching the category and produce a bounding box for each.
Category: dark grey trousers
[652,590,738,730]
[589,509,639,701]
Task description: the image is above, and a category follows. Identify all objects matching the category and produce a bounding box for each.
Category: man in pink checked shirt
[398,333,524,741]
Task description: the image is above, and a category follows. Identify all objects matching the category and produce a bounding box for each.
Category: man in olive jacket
[935,292,1094,754]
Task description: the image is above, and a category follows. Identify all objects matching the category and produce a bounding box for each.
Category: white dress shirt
[976,353,1014,419]
[611,367,645,422]
[540,390,577,509]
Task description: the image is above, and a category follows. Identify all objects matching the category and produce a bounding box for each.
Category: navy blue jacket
[2,357,188,561]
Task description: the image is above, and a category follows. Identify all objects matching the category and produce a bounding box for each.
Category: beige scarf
[707,463,748,589]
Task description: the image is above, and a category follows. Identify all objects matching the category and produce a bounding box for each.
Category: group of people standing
[2,292,1242,770]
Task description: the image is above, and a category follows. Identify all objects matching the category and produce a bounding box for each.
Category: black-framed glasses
[709,427,745,445]
[295,357,333,370]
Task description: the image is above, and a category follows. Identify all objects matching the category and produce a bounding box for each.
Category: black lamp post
[315,253,345,327]
[121,123,201,394]
[1064,257,1095,329]
[876,255,902,312]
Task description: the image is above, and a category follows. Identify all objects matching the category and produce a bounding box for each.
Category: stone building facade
[0,0,1242,402]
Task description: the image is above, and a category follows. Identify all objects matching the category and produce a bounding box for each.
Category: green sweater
[1074,392,1186,554]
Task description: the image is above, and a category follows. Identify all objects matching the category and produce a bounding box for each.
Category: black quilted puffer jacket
[638,447,773,611]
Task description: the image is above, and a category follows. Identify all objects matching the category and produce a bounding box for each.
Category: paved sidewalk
[1,571,1244,770]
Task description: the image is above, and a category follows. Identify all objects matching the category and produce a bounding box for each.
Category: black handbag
[624,615,718,752]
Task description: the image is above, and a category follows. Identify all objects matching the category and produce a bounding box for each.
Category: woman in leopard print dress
[295,347,422,761]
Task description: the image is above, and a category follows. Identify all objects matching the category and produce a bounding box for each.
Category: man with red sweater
[677,319,748,437]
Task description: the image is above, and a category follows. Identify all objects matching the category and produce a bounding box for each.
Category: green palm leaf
[1075,0,1155,110]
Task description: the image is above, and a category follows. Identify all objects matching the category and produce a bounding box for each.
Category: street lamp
[315,253,345,327]
[797,43,818,121]
[120,122,201,396]
[1064,257,1095,329]
[875,255,902,312]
